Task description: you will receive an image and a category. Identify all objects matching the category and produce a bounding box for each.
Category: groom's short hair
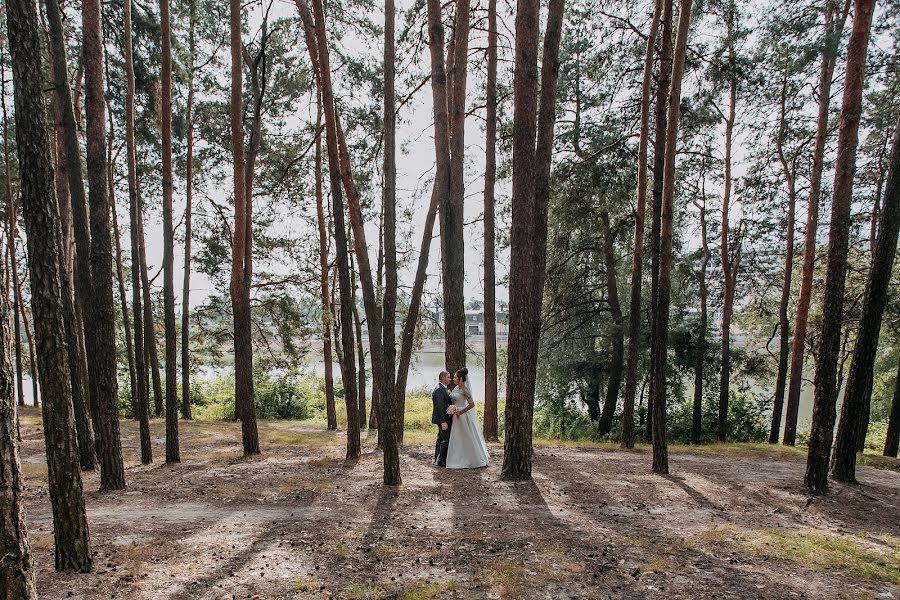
[439,371,450,379]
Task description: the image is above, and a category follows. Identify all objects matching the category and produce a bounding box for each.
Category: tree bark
[124,0,151,464]
[159,0,180,464]
[884,357,900,457]
[650,0,693,474]
[83,0,127,491]
[229,0,260,456]
[502,0,565,481]
[622,0,662,449]
[831,113,899,481]
[0,236,36,597]
[297,0,359,458]
[803,0,875,495]
[43,0,97,472]
[139,205,163,418]
[647,0,674,443]
[599,210,623,435]
[770,76,797,444]
[783,0,850,446]
[1,55,27,411]
[182,0,197,421]
[5,0,94,568]
[314,94,337,431]
[481,0,500,442]
[382,0,401,484]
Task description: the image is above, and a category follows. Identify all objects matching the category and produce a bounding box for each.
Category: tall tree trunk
[884,356,900,457]
[314,94,337,431]
[5,0,93,569]
[0,233,36,597]
[181,0,197,421]
[124,0,151,464]
[783,0,850,446]
[692,184,709,444]
[1,55,27,410]
[354,298,367,430]
[159,0,180,464]
[598,211,623,435]
[831,113,900,481]
[381,0,401,484]
[105,101,137,423]
[770,76,797,444]
[647,0,674,442]
[718,9,740,442]
[803,0,875,495]
[229,0,260,456]
[297,0,359,458]
[482,0,499,442]
[43,0,97,472]
[502,0,565,481]
[83,0,126,491]
[650,0,693,474]
[622,0,663,449]
[442,0,470,374]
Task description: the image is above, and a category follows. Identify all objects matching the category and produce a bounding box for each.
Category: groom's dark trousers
[432,384,452,465]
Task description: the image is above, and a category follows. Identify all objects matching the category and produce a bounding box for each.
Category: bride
[446,368,490,469]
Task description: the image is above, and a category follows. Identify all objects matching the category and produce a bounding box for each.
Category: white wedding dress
[446,381,490,469]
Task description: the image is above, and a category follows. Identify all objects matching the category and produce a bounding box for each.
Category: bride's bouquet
[447,406,459,415]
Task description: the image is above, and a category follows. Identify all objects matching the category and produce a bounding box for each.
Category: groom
[432,371,452,467]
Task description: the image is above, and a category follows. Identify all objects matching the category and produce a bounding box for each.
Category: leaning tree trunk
[783,0,849,446]
[138,205,163,418]
[229,0,260,456]
[884,357,900,457]
[804,0,875,495]
[123,0,151,464]
[692,187,710,444]
[314,94,337,431]
[43,0,97,472]
[0,164,36,598]
[159,0,180,464]
[5,0,94,569]
[647,0,674,443]
[381,0,401,485]
[502,0,565,481]
[396,188,440,443]
[599,210,623,436]
[831,112,899,481]
[650,0,693,475]
[622,0,662,449]
[481,0,500,442]
[770,76,797,444]
[83,0,126,491]
[297,0,359,458]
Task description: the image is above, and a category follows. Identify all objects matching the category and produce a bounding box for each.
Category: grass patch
[339,584,389,600]
[479,559,527,599]
[294,577,321,592]
[335,542,349,559]
[696,525,900,584]
[398,580,457,600]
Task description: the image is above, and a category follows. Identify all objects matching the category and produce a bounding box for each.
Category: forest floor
[15,406,900,600]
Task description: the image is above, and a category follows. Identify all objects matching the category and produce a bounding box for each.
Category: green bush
[254,371,320,420]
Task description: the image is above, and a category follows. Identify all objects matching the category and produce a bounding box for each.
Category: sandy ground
[14,407,900,600]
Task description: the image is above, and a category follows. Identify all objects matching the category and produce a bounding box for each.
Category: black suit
[432,384,452,465]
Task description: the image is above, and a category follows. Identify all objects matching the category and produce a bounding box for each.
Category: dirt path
[16,409,900,599]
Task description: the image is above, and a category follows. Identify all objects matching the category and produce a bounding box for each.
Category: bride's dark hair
[456,368,469,382]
